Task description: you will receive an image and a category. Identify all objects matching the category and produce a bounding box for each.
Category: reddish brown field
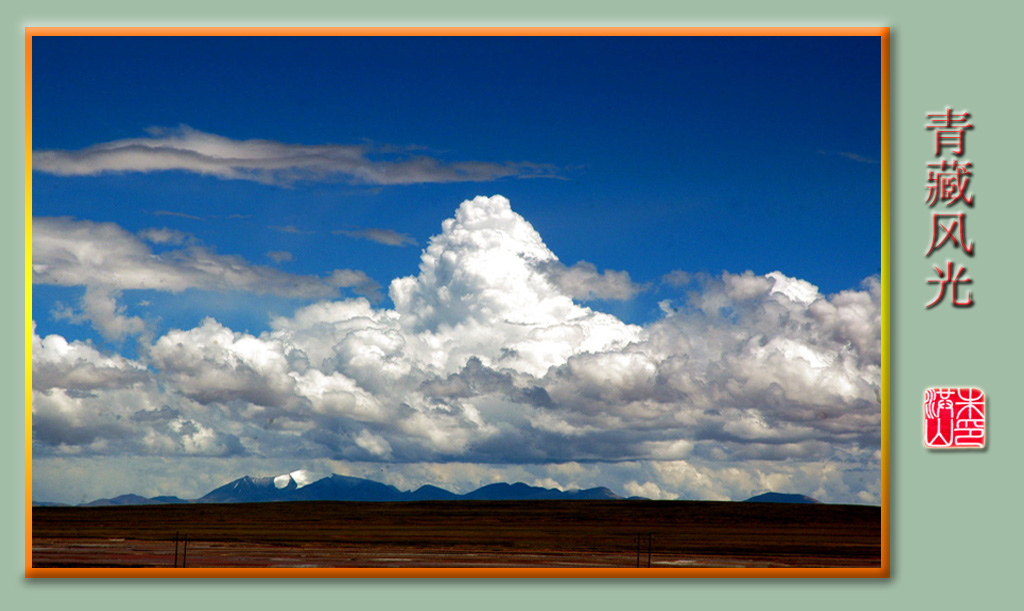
[32,500,881,568]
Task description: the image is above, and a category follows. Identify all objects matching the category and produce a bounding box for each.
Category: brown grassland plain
[32,500,881,568]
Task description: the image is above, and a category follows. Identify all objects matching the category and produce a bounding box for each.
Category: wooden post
[182,533,189,568]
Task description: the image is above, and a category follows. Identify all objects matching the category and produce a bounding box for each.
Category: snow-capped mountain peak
[274,469,318,489]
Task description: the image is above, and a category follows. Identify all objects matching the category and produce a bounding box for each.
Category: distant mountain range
[43,470,625,507]
[34,470,822,507]
[743,492,822,505]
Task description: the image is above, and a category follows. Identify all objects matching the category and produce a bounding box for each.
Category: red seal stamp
[925,387,985,449]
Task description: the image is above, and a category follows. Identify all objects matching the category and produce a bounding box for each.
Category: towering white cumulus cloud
[389,195,641,376]
[33,195,882,504]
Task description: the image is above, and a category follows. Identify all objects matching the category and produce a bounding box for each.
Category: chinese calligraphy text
[925,108,974,308]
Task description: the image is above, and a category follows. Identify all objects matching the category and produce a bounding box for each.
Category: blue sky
[33,35,879,338]
[31,35,883,504]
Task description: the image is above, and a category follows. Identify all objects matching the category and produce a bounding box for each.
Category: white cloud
[33,323,148,392]
[723,270,773,300]
[623,481,679,500]
[662,269,691,287]
[767,270,821,305]
[149,318,298,408]
[33,125,561,186]
[387,195,641,376]
[52,286,148,342]
[138,227,190,245]
[78,286,147,342]
[32,327,244,459]
[34,217,346,298]
[33,217,384,338]
[33,195,881,504]
[539,260,645,301]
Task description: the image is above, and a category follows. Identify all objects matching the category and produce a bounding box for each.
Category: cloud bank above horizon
[32,196,881,505]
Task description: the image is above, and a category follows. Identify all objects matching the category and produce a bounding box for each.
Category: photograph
[28,31,884,573]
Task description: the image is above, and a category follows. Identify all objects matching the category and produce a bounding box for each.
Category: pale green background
[5,0,1021,608]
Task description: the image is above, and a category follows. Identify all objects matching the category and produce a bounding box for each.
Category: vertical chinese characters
[925,108,974,308]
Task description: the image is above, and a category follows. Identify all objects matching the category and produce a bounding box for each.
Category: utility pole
[634,532,654,568]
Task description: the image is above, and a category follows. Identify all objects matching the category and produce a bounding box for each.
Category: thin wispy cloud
[153,210,204,221]
[266,251,293,264]
[270,225,313,235]
[33,217,342,298]
[138,227,190,245]
[33,125,563,187]
[326,269,382,302]
[661,270,691,287]
[818,149,877,164]
[333,227,417,247]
